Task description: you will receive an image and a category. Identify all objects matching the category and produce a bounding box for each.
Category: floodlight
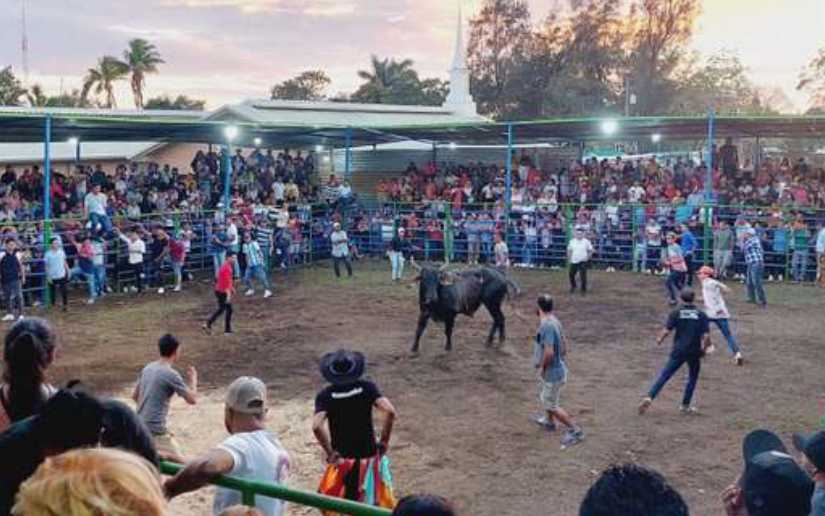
[651,133,662,143]
[253,137,262,146]
[67,137,79,146]
[224,125,239,141]
[448,142,457,150]
[600,120,618,136]
[315,145,324,152]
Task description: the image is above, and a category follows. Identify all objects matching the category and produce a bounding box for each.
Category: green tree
[798,47,825,111]
[144,95,206,110]
[46,89,92,108]
[26,84,48,107]
[271,70,331,100]
[123,38,164,109]
[0,66,27,106]
[467,0,533,118]
[82,55,129,108]
[351,56,447,106]
[672,51,758,114]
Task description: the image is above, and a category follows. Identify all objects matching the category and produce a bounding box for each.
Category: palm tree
[26,84,48,107]
[123,38,164,109]
[353,56,416,103]
[82,56,129,108]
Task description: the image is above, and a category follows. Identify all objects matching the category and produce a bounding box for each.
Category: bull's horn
[410,258,422,271]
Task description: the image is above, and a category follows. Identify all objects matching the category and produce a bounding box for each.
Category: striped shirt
[744,236,764,265]
[242,241,263,267]
[255,226,273,250]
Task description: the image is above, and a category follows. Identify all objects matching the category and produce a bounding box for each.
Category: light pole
[222,126,238,215]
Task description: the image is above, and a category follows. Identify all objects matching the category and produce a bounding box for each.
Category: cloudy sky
[1,0,823,111]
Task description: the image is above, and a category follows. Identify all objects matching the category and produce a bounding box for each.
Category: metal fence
[159,462,391,516]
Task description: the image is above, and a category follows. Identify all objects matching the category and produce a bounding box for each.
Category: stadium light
[315,145,324,152]
[600,120,618,136]
[224,125,238,142]
[67,137,79,146]
[448,142,457,150]
[651,133,662,143]
[253,137,262,147]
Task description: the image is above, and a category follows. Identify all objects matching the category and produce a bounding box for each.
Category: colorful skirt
[318,455,397,515]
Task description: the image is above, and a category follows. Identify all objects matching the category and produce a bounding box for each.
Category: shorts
[539,380,566,411]
[153,432,183,461]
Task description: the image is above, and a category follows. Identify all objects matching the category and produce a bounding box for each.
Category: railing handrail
[160,461,392,516]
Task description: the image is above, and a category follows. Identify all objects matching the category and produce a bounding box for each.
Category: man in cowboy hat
[330,222,353,278]
[697,265,744,366]
[387,227,412,282]
[313,349,397,509]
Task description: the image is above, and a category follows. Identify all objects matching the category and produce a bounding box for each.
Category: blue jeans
[648,354,702,407]
[93,265,106,295]
[522,241,535,265]
[243,264,270,291]
[172,262,183,287]
[792,249,808,281]
[746,263,766,305]
[230,245,241,277]
[71,266,97,299]
[710,318,740,355]
[666,270,686,302]
[88,212,112,234]
[633,243,647,272]
[212,251,226,278]
[389,251,405,280]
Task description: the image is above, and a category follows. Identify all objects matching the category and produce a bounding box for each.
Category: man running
[697,266,744,366]
[639,289,712,415]
[567,228,593,295]
[204,251,236,335]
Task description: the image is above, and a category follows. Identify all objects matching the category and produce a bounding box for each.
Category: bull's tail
[505,277,522,298]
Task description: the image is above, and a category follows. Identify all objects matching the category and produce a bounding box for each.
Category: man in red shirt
[203,251,236,335]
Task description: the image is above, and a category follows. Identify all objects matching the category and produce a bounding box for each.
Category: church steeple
[443,2,477,116]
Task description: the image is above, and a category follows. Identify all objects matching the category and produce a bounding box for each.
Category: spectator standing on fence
[567,228,593,295]
[639,288,712,416]
[790,214,810,283]
[76,234,97,304]
[165,376,290,516]
[1,239,25,321]
[817,223,825,285]
[662,232,688,306]
[227,216,241,278]
[531,295,585,447]
[117,227,146,294]
[241,232,272,298]
[743,228,767,307]
[44,238,69,310]
[210,222,229,278]
[678,223,698,286]
[314,349,397,509]
[169,231,188,293]
[148,228,169,294]
[388,227,411,282]
[697,266,744,366]
[713,220,735,279]
[91,233,108,297]
[330,222,353,278]
[84,184,111,234]
[494,232,510,270]
[204,250,236,335]
[133,334,197,463]
[645,218,663,274]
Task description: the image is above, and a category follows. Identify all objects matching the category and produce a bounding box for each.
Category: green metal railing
[160,462,392,516]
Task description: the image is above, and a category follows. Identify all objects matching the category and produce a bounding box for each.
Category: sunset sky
[0,0,823,111]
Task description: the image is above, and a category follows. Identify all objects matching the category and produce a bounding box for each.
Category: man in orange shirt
[203,251,236,335]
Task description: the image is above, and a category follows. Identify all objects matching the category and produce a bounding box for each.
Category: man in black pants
[567,228,593,294]
[204,251,235,335]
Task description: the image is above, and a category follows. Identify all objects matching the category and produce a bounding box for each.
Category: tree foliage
[271,70,331,101]
[351,56,448,106]
[82,55,129,108]
[144,95,206,110]
[0,67,27,106]
[123,38,164,109]
[798,47,825,111]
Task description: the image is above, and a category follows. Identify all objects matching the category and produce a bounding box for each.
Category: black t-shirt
[665,304,710,359]
[315,380,381,459]
[0,415,43,515]
[0,253,21,284]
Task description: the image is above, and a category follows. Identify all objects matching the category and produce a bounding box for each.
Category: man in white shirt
[84,184,111,233]
[330,222,352,278]
[567,228,593,295]
[226,217,241,277]
[165,376,290,516]
[116,227,146,293]
[697,266,743,365]
[628,182,645,203]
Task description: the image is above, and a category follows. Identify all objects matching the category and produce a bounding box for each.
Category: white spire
[443,1,477,116]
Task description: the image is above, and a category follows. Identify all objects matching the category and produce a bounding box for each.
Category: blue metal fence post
[43,116,53,306]
[705,109,715,203]
[505,123,513,213]
[222,144,231,216]
[75,140,81,163]
[344,127,352,182]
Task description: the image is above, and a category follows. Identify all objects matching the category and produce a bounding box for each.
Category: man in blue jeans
[639,289,712,415]
[743,228,767,307]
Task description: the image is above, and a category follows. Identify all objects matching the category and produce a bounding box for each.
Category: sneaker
[561,428,585,446]
[531,414,557,432]
[735,352,744,366]
[106,286,113,293]
[668,299,677,306]
[16,315,24,321]
[130,286,138,293]
[638,397,653,415]
[680,405,698,415]
[2,314,14,322]
[224,331,234,336]
[201,324,212,335]
[187,273,194,281]
[157,288,165,295]
[173,285,181,292]
[704,344,716,355]
[263,290,272,298]
[32,301,41,308]
[86,298,95,305]
[245,289,254,297]
[123,286,130,293]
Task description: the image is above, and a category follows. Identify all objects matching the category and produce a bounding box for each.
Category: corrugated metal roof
[206,99,488,127]
[0,106,206,121]
[0,141,157,164]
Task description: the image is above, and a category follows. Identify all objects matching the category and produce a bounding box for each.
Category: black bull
[412,266,520,352]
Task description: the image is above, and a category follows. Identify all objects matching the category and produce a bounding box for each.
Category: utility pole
[624,77,630,117]
[21,0,29,85]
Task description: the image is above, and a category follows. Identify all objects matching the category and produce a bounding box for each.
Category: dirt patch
[39,260,825,515]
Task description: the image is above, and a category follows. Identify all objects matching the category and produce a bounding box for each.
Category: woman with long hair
[0,317,57,432]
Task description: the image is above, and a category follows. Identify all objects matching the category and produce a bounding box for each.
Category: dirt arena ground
[35,260,824,515]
